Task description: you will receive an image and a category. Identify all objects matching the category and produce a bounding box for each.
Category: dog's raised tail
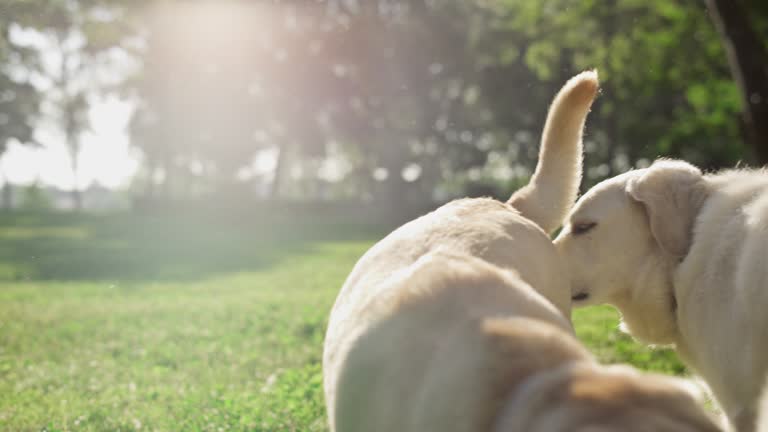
[508,70,599,234]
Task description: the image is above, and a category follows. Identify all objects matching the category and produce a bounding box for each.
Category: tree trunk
[71,189,82,211]
[706,0,768,164]
[68,134,82,211]
[70,174,82,211]
[270,144,287,199]
[60,43,83,211]
[145,158,157,200]
[1,171,11,211]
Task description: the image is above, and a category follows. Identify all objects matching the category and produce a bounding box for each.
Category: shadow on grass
[0,210,388,282]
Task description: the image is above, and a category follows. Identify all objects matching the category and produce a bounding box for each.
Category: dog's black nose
[572,293,589,301]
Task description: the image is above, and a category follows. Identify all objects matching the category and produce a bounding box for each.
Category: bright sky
[1,24,139,191]
[1,97,138,190]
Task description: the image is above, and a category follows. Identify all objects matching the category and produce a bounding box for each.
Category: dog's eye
[572,222,597,235]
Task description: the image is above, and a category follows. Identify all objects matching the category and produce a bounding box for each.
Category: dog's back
[674,170,768,424]
[322,198,575,425]
[333,252,579,432]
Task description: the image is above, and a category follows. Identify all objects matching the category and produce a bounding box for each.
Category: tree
[44,4,98,210]
[15,0,131,210]
[476,0,746,186]
[27,0,761,209]
[0,3,41,210]
[706,0,768,164]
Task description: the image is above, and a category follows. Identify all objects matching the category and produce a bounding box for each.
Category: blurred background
[1,1,767,430]
[1,0,766,216]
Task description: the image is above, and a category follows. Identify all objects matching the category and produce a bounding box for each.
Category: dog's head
[494,363,721,432]
[553,160,708,341]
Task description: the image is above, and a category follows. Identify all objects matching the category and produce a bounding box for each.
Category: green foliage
[117,0,764,200]
[0,212,693,430]
[477,0,751,183]
[0,0,766,198]
[0,2,41,152]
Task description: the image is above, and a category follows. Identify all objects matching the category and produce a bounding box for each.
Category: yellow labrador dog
[760,383,768,432]
[556,160,768,431]
[323,73,720,432]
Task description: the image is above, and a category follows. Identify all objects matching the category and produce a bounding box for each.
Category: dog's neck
[613,252,680,346]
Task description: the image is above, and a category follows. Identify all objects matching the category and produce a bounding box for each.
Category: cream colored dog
[759,381,768,432]
[323,72,720,432]
[556,160,768,431]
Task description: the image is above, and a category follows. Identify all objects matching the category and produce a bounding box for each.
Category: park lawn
[0,212,688,431]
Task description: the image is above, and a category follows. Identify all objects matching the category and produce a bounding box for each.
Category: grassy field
[0,211,687,431]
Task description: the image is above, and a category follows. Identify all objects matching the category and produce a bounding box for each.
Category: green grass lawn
[0,211,688,431]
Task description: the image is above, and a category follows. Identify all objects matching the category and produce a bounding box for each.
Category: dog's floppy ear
[626,160,707,258]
